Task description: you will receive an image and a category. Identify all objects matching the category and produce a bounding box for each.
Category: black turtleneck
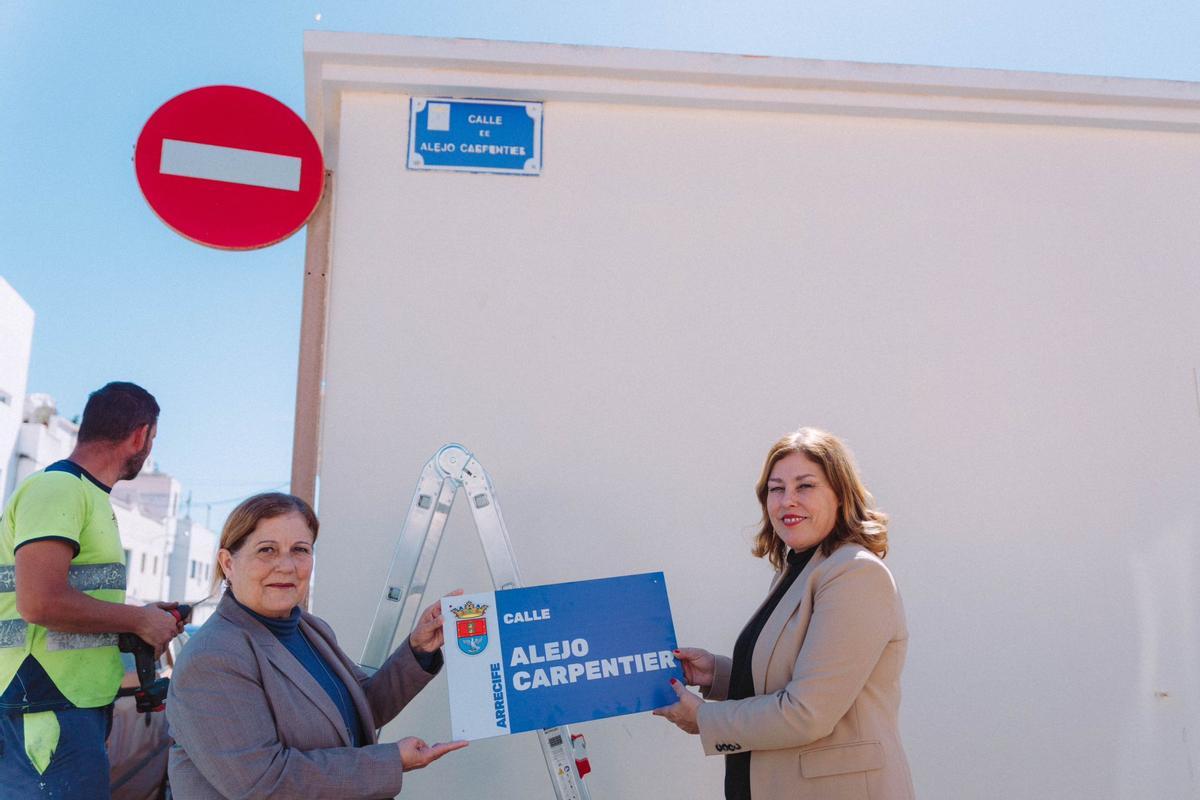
[723,547,815,800]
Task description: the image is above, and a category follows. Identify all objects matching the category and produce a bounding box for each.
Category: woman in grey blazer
[166,493,466,799]
[656,428,915,800]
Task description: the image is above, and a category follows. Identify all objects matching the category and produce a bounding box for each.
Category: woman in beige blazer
[166,493,466,799]
[656,428,915,800]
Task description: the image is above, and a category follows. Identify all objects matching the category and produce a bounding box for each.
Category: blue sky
[2,1,1198,526]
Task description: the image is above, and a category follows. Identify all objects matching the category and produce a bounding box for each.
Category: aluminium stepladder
[360,443,593,800]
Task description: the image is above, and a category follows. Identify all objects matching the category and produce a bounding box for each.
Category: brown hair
[751,428,888,570]
[213,492,319,590]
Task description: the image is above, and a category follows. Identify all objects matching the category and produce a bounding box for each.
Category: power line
[189,481,290,508]
[184,481,290,530]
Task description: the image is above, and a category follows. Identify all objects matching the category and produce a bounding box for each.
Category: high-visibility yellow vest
[0,461,126,709]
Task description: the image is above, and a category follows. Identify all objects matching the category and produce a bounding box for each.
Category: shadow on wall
[1120,513,1199,796]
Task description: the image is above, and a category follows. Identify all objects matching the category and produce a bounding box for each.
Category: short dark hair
[76,382,160,443]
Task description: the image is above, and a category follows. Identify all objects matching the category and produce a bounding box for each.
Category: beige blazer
[166,593,438,799]
[697,543,915,800]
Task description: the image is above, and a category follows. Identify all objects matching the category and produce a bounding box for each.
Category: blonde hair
[213,492,319,591]
[751,428,888,570]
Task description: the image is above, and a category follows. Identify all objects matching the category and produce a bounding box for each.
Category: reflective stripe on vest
[44,632,120,651]
[0,562,126,594]
[0,562,126,649]
[0,618,27,649]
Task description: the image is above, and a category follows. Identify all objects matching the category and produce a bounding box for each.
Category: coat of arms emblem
[450,600,489,655]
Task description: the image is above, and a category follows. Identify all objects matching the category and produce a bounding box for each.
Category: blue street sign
[408,98,543,175]
[442,572,684,739]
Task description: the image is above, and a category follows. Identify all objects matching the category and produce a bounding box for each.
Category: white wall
[0,278,34,501]
[112,469,181,521]
[305,35,1200,800]
[13,413,76,486]
[168,517,218,623]
[115,498,170,605]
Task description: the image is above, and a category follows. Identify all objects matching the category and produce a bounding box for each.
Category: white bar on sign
[160,139,302,191]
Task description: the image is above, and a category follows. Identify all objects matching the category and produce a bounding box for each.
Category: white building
[112,489,173,607]
[113,469,219,622]
[112,469,182,521]
[0,278,34,500]
[167,516,220,616]
[12,395,75,486]
[300,33,1200,800]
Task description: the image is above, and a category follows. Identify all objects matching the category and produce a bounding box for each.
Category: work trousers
[0,705,113,799]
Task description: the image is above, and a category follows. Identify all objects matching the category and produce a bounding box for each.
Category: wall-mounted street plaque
[408,98,543,175]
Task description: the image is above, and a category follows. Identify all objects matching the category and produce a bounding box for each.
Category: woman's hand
[408,589,464,655]
[652,678,703,735]
[673,647,715,689]
[397,737,469,770]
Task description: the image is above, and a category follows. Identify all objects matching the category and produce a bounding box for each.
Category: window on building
[153,555,158,574]
[140,553,146,574]
[123,549,131,569]
[190,560,197,579]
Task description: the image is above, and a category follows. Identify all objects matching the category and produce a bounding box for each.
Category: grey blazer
[166,593,438,799]
[698,543,915,800]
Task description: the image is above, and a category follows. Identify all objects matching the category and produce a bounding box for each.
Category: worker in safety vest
[0,382,183,799]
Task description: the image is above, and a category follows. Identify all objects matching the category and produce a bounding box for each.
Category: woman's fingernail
[673,649,680,654]
[670,678,678,685]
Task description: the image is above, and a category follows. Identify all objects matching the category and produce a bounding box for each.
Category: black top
[724,547,816,800]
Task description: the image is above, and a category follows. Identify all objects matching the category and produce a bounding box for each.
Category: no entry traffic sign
[135,85,324,250]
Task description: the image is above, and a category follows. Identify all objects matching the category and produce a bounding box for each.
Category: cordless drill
[116,604,191,714]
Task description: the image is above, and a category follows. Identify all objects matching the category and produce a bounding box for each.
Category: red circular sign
[135,85,324,250]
